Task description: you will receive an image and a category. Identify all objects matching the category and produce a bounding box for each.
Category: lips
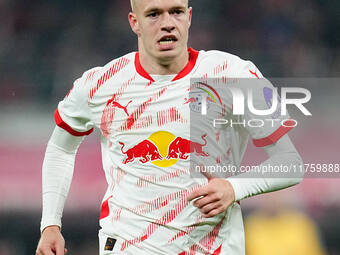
[158,35,178,46]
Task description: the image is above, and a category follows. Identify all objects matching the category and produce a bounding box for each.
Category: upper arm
[235,60,295,147]
[55,67,101,137]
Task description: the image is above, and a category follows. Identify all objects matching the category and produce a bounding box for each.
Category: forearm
[228,135,304,201]
[40,127,83,232]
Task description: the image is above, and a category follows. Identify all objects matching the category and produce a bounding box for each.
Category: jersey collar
[135,48,199,82]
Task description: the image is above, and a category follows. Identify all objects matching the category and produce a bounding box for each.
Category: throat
[138,46,189,75]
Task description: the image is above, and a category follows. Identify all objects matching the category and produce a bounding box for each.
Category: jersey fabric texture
[55,48,293,255]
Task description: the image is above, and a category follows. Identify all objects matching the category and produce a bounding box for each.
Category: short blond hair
[130,0,189,12]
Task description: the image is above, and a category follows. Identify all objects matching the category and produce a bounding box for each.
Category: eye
[147,12,158,18]
[172,9,184,15]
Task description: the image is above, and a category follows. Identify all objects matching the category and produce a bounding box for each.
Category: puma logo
[106,99,132,116]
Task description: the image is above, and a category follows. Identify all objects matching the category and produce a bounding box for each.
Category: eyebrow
[144,5,186,14]
[144,8,161,14]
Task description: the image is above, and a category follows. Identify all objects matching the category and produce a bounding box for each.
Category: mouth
[158,35,178,45]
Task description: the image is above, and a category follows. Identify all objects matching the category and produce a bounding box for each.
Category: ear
[128,12,140,36]
[187,7,192,28]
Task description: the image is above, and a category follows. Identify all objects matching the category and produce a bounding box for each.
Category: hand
[36,226,67,255]
[187,178,235,218]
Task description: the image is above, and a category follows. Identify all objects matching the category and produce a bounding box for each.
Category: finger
[199,201,221,214]
[202,208,223,218]
[187,187,209,201]
[193,194,219,208]
[200,170,214,181]
[39,247,55,255]
[54,244,65,255]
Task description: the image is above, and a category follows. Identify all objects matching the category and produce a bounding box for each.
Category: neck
[138,45,189,75]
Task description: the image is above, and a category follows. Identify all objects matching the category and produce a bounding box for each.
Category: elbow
[290,152,304,186]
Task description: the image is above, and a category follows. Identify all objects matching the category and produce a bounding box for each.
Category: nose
[161,12,175,32]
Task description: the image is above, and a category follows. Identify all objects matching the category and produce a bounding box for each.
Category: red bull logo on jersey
[119,140,163,164]
[119,131,209,167]
[166,134,209,160]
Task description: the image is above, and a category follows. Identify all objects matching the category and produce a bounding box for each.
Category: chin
[157,48,180,59]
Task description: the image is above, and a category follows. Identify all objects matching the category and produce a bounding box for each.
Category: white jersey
[56,48,293,255]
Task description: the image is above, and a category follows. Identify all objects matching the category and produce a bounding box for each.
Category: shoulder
[76,52,136,98]
[198,49,247,64]
[84,52,136,82]
[199,49,240,59]
[197,49,261,77]
[101,52,136,72]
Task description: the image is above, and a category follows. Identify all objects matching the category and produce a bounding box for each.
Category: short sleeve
[236,61,295,147]
[55,67,101,136]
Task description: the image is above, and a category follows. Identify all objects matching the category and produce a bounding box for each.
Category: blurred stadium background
[0,0,339,254]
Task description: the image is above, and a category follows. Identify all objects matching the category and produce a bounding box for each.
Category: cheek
[177,19,190,34]
[142,23,157,36]
[179,26,189,40]
[141,27,158,46]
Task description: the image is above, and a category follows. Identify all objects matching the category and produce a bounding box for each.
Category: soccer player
[36,0,304,254]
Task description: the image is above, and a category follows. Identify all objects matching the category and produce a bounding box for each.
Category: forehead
[134,0,188,12]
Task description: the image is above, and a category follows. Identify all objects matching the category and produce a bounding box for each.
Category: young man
[36,0,303,254]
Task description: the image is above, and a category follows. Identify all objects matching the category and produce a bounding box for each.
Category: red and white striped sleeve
[55,67,101,136]
[237,60,294,147]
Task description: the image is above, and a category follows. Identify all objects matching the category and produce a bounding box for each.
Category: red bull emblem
[119,140,163,164]
[119,131,209,167]
[166,134,209,160]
